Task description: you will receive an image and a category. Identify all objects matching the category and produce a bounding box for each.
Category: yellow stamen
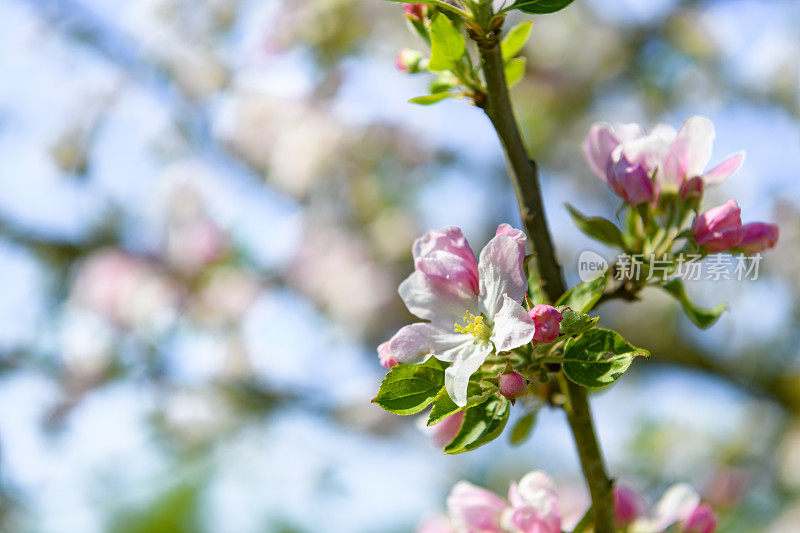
[454,310,491,343]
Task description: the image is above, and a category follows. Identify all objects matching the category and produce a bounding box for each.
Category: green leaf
[562,328,649,389]
[427,381,491,425]
[567,204,626,249]
[429,76,456,94]
[428,387,460,425]
[408,93,457,105]
[504,57,526,88]
[502,21,534,60]
[558,307,598,336]
[661,278,727,329]
[510,411,537,445]
[510,0,577,14]
[373,358,447,415]
[444,395,510,454]
[556,277,606,313]
[524,254,544,305]
[428,14,465,72]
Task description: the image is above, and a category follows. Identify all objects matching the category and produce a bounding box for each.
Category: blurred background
[0,0,798,531]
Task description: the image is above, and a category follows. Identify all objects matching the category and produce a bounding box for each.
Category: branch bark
[473,24,616,533]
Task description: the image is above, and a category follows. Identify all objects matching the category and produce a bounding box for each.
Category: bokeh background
[0,0,798,531]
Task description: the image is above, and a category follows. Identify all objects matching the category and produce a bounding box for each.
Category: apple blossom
[738,222,780,254]
[448,481,508,532]
[396,48,423,73]
[377,341,398,369]
[498,371,528,401]
[428,411,464,447]
[682,503,717,533]
[614,485,645,527]
[609,154,655,205]
[528,305,563,344]
[582,116,744,200]
[403,3,425,20]
[692,199,744,253]
[387,225,536,406]
[503,471,562,533]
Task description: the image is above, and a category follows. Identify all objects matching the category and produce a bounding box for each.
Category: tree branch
[473,22,616,533]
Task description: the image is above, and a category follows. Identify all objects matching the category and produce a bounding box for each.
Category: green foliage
[444,395,510,454]
[373,358,447,414]
[661,278,727,329]
[510,0,577,14]
[504,57,527,88]
[510,410,537,445]
[109,482,202,533]
[428,14,465,72]
[562,328,649,389]
[556,277,606,313]
[558,307,598,336]
[567,204,626,249]
[501,21,534,60]
[409,93,457,105]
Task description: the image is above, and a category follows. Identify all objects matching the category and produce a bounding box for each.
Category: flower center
[454,310,491,343]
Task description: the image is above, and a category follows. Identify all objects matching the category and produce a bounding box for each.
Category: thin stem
[473,21,616,533]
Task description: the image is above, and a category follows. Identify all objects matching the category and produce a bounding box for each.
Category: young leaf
[501,21,534,60]
[504,57,527,88]
[510,0,577,14]
[428,387,460,426]
[555,277,606,313]
[444,395,510,454]
[510,411,537,445]
[562,328,649,389]
[661,278,727,329]
[558,307,598,336]
[408,93,457,105]
[428,14,466,72]
[567,204,626,249]
[372,358,447,415]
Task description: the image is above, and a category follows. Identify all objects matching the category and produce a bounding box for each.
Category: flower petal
[388,322,467,364]
[702,151,744,188]
[447,481,508,532]
[399,271,477,324]
[651,483,701,531]
[478,235,527,320]
[413,226,477,267]
[491,295,536,352]
[445,342,492,406]
[582,123,621,181]
[662,116,715,188]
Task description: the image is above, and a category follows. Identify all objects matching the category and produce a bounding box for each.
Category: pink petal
[377,341,398,369]
[429,411,465,447]
[416,250,480,295]
[413,226,477,269]
[388,322,467,364]
[447,481,508,532]
[399,271,478,324]
[652,483,701,530]
[702,151,744,188]
[478,235,527,320]
[491,295,536,352]
[582,123,621,181]
[676,115,716,178]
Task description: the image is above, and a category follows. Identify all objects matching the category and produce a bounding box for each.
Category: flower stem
[472,22,616,533]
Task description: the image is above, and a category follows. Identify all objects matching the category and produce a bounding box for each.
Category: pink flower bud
[528,305,563,343]
[609,155,655,205]
[614,485,644,526]
[692,199,744,253]
[682,503,717,533]
[738,222,779,254]
[499,371,527,400]
[403,3,425,20]
[377,341,398,370]
[680,176,704,199]
[395,48,423,74]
